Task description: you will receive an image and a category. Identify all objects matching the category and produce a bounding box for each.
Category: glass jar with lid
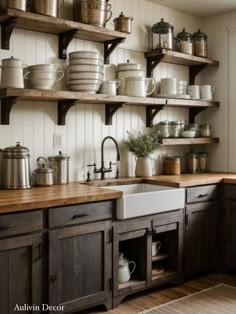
[157,121,171,138]
[193,29,208,57]
[176,28,193,55]
[198,152,208,172]
[186,151,198,173]
[200,124,213,137]
[152,18,174,50]
[170,121,182,138]
[163,156,181,175]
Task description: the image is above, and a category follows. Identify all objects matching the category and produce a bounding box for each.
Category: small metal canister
[170,121,182,138]
[163,156,181,175]
[157,121,171,138]
[113,12,133,34]
[33,164,54,187]
[48,151,70,185]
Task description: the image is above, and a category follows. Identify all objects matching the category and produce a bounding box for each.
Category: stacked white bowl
[67,51,104,93]
[27,64,64,90]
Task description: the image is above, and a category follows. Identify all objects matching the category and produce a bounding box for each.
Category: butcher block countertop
[1,173,236,214]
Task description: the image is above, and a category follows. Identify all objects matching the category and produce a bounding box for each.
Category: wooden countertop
[0,182,122,214]
[1,173,236,214]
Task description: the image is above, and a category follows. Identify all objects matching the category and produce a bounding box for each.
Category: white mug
[200,85,215,100]
[123,77,156,97]
[160,78,177,95]
[187,85,200,99]
[99,80,120,95]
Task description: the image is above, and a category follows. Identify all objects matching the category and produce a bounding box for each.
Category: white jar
[123,77,156,97]
[117,70,145,95]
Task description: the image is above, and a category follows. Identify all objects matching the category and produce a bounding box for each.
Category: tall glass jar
[176,28,193,55]
[193,29,208,57]
[198,152,208,172]
[152,18,174,50]
[170,121,182,138]
[186,152,198,173]
[157,121,171,138]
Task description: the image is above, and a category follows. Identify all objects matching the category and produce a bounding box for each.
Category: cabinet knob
[50,275,57,282]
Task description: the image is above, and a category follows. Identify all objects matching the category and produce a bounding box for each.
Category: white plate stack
[67,51,104,93]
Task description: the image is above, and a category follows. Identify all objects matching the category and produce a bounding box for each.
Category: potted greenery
[124,131,159,177]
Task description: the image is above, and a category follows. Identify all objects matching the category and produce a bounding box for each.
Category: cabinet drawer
[0,210,43,238]
[186,185,218,204]
[49,201,113,228]
[224,184,236,200]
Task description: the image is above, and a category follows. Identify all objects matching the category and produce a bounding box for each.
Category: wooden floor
[81,273,236,314]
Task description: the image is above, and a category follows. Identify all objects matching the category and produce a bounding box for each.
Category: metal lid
[113,12,133,23]
[35,164,53,174]
[164,155,181,160]
[186,152,198,158]
[171,120,181,125]
[152,18,174,34]
[193,29,208,40]
[48,151,70,161]
[159,120,170,125]
[177,28,193,40]
[3,142,30,157]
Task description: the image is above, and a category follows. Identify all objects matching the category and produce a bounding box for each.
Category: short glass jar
[157,121,171,138]
[176,28,193,55]
[200,124,213,137]
[193,29,207,57]
[170,121,182,138]
[187,123,200,136]
[186,152,198,173]
[198,152,208,172]
[163,156,181,175]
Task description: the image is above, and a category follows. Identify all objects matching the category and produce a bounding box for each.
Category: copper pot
[113,12,133,34]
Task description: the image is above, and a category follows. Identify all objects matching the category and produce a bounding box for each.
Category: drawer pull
[197,193,208,198]
[0,224,13,230]
[72,213,91,220]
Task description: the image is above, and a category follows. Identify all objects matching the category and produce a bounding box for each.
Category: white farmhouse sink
[103,184,185,220]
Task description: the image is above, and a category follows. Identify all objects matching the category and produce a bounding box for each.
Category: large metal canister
[48,151,70,185]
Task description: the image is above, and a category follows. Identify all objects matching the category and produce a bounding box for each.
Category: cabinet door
[185,201,217,277]
[223,201,236,270]
[0,234,43,314]
[49,221,112,313]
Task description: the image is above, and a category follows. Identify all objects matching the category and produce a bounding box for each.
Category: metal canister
[157,121,171,138]
[33,164,55,187]
[170,121,182,138]
[48,151,70,185]
[0,0,28,11]
[1,142,31,189]
[31,0,64,17]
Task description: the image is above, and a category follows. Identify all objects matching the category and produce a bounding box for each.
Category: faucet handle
[87,163,96,168]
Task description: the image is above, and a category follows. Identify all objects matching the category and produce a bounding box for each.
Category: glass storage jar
[170,121,182,138]
[193,29,207,57]
[186,151,198,173]
[157,121,171,138]
[200,124,213,137]
[198,152,208,172]
[152,18,174,50]
[163,156,181,175]
[176,28,193,55]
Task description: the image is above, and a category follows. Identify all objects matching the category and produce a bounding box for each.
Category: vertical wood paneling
[0,0,202,180]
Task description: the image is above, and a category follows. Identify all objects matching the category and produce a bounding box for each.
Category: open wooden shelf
[152,253,168,262]
[145,48,219,84]
[0,9,127,61]
[159,137,220,145]
[152,269,177,281]
[118,279,146,291]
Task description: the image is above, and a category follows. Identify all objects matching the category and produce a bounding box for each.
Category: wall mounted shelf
[145,48,219,84]
[159,138,219,145]
[0,9,127,62]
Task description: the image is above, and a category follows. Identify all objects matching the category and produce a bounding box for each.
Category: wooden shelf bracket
[146,57,162,77]
[58,29,78,59]
[189,64,207,84]
[189,107,207,123]
[104,38,125,64]
[105,103,123,125]
[1,17,17,50]
[146,105,164,127]
[58,100,77,125]
[1,97,17,124]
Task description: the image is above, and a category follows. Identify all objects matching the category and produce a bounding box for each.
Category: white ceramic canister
[117,69,145,95]
[117,61,141,71]
[187,85,200,99]
[99,80,120,95]
[1,57,28,88]
[123,77,156,97]
[160,78,177,95]
[200,85,215,100]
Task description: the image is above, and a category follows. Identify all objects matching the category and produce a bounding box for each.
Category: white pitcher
[123,77,156,97]
[135,156,156,177]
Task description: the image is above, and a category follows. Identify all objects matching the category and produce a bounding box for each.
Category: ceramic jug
[135,157,155,177]
[1,57,28,88]
[118,253,136,284]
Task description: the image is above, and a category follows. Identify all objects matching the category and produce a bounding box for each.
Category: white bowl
[69,58,103,66]
[67,79,101,85]
[69,51,101,60]
[28,64,58,72]
[67,71,103,81]
[67,83,101,92]
[68,64,104,73]
[117,63,141,71]
[182,130,197,138]
[29,78,55,90]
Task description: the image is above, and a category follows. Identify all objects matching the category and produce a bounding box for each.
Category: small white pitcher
[135,156,156,177]
[123,77,156,97]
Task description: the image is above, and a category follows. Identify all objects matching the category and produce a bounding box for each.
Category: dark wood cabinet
[184,201,218,277]
[0,233,43,314]
[49,220,112,313]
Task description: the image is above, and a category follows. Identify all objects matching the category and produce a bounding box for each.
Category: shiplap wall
[0,0,202,181]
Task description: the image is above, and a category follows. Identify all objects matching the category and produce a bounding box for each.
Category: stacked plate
[67,51,104,93]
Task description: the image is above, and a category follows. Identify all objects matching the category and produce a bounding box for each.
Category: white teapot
[118,253,136,284]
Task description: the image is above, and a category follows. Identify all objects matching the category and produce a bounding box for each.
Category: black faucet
[87,136,121,180]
